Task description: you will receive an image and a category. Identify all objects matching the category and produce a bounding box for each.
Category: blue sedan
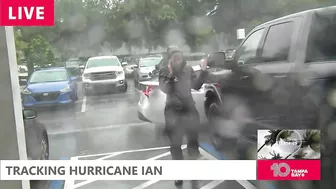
[22,68,78,108]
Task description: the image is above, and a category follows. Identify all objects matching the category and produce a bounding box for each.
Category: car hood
[139,66,156,73]
[84,66,123,74]
[27,81,69,93]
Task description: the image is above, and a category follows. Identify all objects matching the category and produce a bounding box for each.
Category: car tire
[207,94,251,150]
[206,98,225,150]
[40,131,49,160]
[120,82,128,93]
[83,88,90,96]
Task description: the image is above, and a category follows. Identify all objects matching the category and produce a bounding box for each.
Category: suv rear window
[306,10,336,62]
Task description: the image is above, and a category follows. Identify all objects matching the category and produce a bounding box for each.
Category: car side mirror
[70,76,77,81]
[207,52,231,69]
[122,62,128,66]
[22,80,28,85]
[23,109,37,119]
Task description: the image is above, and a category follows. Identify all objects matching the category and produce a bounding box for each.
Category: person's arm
[159,68,175,94]
[191,68,208,90]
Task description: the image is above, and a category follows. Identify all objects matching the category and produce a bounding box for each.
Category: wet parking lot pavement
[31,79,257,189]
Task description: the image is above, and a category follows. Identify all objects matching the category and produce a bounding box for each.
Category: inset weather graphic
[257,129,321,160]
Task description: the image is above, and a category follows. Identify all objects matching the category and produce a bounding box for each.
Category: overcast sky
[257,130,320,159]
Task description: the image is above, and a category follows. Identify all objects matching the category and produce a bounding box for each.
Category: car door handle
[240,76,249,79]
[274,74,287,78]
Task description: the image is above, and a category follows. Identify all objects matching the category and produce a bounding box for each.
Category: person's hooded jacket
[159,50,208,110]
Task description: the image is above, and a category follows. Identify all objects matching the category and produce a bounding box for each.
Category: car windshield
[139,58,162,67]
[29,70,68,83]
[86,58,120,68]
[184,55,206,66]
[66,60,81,67]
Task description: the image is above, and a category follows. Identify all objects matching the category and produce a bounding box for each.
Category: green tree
[292,149,307,159]
[257,130,293,152]
[285,130,320,159]
[269,150,283,159]
[23,36,55,75]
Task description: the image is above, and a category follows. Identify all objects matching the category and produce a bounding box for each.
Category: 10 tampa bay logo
[271,162,308,177]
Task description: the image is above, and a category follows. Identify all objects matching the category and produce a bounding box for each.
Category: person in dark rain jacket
[159,49,208,186]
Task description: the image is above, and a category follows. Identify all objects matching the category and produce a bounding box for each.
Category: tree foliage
[14,0,333,68]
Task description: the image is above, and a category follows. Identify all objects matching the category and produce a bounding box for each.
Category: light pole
[0,26,30,189]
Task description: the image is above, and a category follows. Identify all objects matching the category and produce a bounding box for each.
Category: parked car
[82,56,127,95]
[123,63,137,78]
[151,52,207,78]
[133,56,163,88]
[18,65,28,86]
[22,67,78,108]
[23,109,49,160]
[65,58,81,75]
[137,65,208,126]
[204,6,336,154]
[224,49,236,60]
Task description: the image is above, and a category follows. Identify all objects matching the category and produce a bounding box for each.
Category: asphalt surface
[29,78,255,189]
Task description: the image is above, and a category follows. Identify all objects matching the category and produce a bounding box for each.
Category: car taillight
[214,83,220,88]
[143,85,153,97]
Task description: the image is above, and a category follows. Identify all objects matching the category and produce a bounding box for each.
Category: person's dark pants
[164,105,200,160]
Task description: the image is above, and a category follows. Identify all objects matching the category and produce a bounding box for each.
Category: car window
[86,57,120,68]
[66,60,81,67]
[306,11,336,62]
[261,22,294,62]
[139,58,162,67]
[29,70,68,83]
[184,55,206,66]
[235,28,265,64]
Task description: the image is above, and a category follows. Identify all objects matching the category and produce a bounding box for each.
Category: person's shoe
[174,180,183,186]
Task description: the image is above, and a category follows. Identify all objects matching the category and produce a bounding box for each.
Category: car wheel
[40,131,49,160]
[207,100,221,125]
[208,94,251,150]
[83,88,90,96]
[120,82,128,93]
[134,79,137,88]
[207,99,225,150]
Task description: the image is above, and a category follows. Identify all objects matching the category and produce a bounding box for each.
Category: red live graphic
[257,160,320,180]
[0,0,54,26]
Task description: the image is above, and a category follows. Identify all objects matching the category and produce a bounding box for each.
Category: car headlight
[83,73,90,79]
[60,86,71,93]
[117,71,124,76]
[22,88,32,95]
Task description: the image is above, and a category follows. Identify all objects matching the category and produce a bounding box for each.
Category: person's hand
[200,58,208,71]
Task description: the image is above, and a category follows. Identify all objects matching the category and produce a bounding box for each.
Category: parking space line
[73,146,180,189]
[70,152,125,189]
[73,145,171,158]
[236,180,257,189]
[148,145,186,160]
[80,96,86,112]
[131,180,160,189]
[200,180,225,189]
[72,180,93,189]
[48,122,150,135]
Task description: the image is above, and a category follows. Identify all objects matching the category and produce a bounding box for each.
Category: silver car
[133,56,163,88]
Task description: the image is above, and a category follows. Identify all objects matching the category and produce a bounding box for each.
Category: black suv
[205,6,336,152]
